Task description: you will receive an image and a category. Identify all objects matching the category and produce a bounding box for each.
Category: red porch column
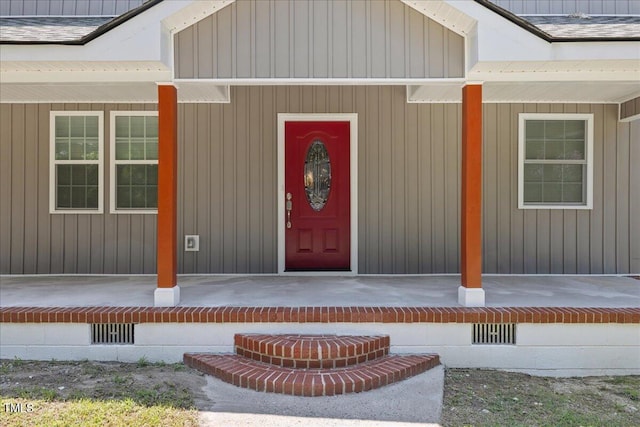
[459,83,485,307]
[155,83,180,307]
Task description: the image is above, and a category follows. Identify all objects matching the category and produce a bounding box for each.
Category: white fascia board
[445,0,552,62]
[161,0,234,33]
[0,0,193,63]
[444,0,640,64]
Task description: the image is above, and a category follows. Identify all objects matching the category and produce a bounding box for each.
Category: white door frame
[277,113,358,275]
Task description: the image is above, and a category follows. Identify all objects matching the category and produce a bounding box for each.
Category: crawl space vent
[91,323,135,345]
[472,323,516,345]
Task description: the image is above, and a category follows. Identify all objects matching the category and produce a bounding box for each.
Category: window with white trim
[50,112,104,213]
[518,113,593,210]
[110,112,158,213]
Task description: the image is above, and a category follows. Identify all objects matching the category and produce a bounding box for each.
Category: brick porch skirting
[1,306,638,324]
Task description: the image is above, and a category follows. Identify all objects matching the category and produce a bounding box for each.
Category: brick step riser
[184,353,440,397]
[234,334,391,368]
[236,347,389,369]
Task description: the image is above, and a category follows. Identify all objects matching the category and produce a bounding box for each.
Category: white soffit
[0,82,230,104]
[0,61,171,83]
[408,81,640,104]
[469,60,640,82]
[174,82,230,103]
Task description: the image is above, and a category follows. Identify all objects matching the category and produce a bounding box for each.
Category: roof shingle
[0,17,113,42]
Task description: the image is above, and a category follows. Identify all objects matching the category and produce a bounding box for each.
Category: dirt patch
[0,359,209,410]
[2,360,639,426]
[441,368,640,427]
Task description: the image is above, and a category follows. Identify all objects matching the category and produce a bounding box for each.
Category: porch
[1,274,639,308]
[1,274,638,375]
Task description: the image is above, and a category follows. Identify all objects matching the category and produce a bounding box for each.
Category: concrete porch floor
[1,275,638,308]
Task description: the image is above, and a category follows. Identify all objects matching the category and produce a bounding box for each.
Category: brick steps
[235,334,389,369]
[184,333,440,397]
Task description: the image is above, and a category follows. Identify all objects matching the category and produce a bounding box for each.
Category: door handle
[286,192,292,229]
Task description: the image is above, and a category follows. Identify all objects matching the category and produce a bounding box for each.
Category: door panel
[285,121,350,270]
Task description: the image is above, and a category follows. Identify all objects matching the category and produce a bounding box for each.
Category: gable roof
[523,15,640,39]
[2,0,640,44]
[0,16,112,42]
[476,0,640,41]
[0,0,162,44]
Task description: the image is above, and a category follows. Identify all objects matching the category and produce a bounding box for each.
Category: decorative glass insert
[51,113,102,212]
[304,140,331,211]
[522,118,588,206]
[112,114,158,211]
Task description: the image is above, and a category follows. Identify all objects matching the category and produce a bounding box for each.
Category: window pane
[55,116,69,137]
[543,164,563,182]
[145,141,158,160]
[545,120,564,139]
[130,117,145,137]
[57,165,71,185]
[146,165,158,185]
[544,140,564,159]
[564,120,584,139]
[522,118,589,207]
[55,141,69,160]
[130,142,145,160]
[86,186,99,208]
[131,186,146,208]
[526,120,544,138]
[86,165,98,185]
[524,183,542,203]
[525,141,544,160]
[563,164,583,183]
[71,187,87,208]
[70,139,85,160]
[57,186,71,208]
[71,164,86,185]
[115,165,157,209]
[115,117,130,138]
[524,164,543,182]
[70,116,85,137]
[564,140,585,160]
[115,140,130,160]
[117,165,131,185]
[563,183,583,203]
[543,183,562,202]
[85,140,99,160]
[146,117,158,138]
[117,186,131,209]
[131,165,145,183]
[146,186,157,208]
[85,116,99,138]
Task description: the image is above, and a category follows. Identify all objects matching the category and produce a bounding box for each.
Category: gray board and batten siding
[1,87,639,275]
[490,0,640,15]
[0,0,144,16]
[174,0,465,80]
[621,97,640,121]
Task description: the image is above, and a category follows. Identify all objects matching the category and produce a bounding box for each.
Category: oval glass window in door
[304,140,331,211]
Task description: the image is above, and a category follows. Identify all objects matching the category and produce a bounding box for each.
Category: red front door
[285,121,350,271]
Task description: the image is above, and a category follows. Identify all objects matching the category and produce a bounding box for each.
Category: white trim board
[277,114,358,275]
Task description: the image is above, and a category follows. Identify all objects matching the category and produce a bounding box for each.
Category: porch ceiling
[0,81,230,104]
